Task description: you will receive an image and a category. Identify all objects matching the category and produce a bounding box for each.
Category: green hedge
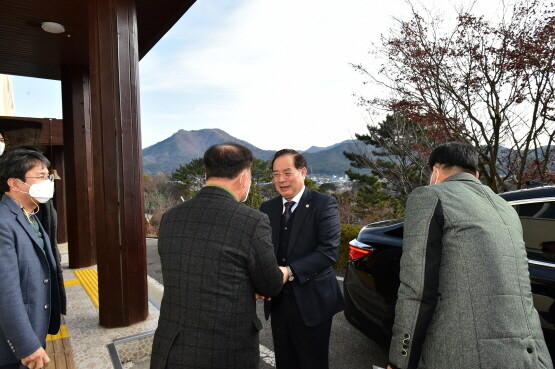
[334,224,362,271]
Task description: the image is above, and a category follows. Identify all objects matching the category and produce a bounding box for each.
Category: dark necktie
[282,201,295,224]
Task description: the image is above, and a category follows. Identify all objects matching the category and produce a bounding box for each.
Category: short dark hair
[0,148,50,193]
[204,143,253,179]
[271,149,307,170]
[10,145,42,153]
[428,142,479,173]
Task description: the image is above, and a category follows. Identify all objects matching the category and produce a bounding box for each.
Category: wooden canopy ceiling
[0,0,196,80]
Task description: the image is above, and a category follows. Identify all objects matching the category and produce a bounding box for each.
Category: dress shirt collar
[282,186,305,213]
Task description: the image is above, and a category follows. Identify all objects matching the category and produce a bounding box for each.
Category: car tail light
[348,239,373,260]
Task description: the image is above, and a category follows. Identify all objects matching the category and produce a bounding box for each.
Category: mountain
[304,140,362,175]
[303,145,327,154]
[142,128,275,174]
[303,140,353,154]
[143,131,554,178]
[142,129,361,175]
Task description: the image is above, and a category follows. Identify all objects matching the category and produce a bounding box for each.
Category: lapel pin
[306,204,310,208]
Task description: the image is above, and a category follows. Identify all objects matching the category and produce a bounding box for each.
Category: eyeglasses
[272,169,301,179]
[0,137,4,143]
[25,174,54,182]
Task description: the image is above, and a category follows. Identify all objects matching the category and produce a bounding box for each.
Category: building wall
[0,74,15,116]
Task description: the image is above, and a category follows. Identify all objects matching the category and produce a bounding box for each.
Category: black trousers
[270,286,333,369]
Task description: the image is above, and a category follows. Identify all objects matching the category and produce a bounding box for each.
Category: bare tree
[144,173,184,215]
[353,0,555,192]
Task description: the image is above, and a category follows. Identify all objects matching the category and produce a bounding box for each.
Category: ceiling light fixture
[41,22,65,34]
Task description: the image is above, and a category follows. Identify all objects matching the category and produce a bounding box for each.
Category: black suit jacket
[38,200,66,315]
[260,188,344,327]
[150,186,284,369]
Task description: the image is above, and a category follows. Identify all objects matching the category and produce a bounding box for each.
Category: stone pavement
[46,243,162,369]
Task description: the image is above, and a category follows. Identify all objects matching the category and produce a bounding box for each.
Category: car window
[512,200,555,263]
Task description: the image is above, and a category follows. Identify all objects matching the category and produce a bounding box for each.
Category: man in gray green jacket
[388,142,552,369]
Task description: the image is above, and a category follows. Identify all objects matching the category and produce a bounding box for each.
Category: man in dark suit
[0,149,61,369]
[150,143,286,369]
[260,149,344,369]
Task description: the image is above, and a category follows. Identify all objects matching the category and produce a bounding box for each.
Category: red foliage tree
[353,0,555,192]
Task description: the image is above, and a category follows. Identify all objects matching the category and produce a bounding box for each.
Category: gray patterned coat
[150,186,284,369]
[389,173,553,369]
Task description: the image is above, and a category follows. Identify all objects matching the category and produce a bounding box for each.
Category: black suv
[343,185,555,356]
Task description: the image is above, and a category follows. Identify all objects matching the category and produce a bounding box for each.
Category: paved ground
[146,238,389,369]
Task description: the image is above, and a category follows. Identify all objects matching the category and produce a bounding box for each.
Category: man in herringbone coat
[388,142,552,369]
[150,143,285,369]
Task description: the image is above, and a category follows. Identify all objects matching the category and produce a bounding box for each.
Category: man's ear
[238,169,248,184]
[299,167,308,177]
[475,171,480,179]
[6,177,21,192]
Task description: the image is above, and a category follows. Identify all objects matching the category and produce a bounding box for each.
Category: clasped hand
[21,347,50,369]
[256,266,289,301]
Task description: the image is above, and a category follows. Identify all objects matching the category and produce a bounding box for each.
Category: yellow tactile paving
[64,279,80,287]
[73,268,99,308]
[47,324,70,341]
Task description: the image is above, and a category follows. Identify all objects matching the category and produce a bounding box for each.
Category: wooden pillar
[61,67,97,268]
[52,146,67,244]
[89,0,148,327]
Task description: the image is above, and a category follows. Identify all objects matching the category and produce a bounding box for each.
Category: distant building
[0,74,15,116]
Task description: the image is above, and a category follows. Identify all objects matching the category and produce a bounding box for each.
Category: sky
[11,0,504,151]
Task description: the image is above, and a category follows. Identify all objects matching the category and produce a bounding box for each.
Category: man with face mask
[387,142,552,369]
[0,132,5,156]
[0,148,61,369]
[5,146,67,320]
[151,142,286,369]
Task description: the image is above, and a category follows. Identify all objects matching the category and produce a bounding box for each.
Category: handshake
[256,266,290,301]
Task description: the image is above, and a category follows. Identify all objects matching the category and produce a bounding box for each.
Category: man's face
[272,154,306,201]
[24,163,50,185]
[8,163,49,200]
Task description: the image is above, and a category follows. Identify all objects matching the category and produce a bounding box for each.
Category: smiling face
[272,154,307,201]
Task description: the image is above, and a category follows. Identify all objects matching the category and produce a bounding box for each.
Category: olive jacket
[389,173,553,369]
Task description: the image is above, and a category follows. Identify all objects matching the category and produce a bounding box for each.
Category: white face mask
[0,141,5,156]
[18,178,55,203]
[240,172,251,203]
[429,169,438,186]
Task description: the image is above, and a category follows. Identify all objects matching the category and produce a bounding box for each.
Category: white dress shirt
[282,186,305,214]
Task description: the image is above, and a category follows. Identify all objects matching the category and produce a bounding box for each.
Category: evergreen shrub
[335,224,362,271]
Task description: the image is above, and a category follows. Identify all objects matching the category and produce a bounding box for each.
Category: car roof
[360,184,555,231]
[357,185,555,246]
[362,219,403,228]
[499,185,555,202]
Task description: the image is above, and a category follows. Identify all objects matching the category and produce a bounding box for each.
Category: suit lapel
[287,188,311,257]
[268,198,282,254]
[16,212,48,256]
[3,197,50,261]
[35,214,56,265]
